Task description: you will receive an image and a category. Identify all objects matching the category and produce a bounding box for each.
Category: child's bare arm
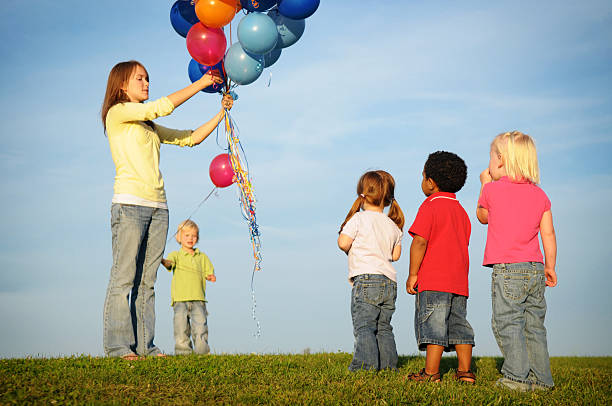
[476,205,489,224]
[540,210,557,287]
[406,235,427,295]
[477,169,492,224]
[161,258,173,270]
[391,244,402,262]
[337,234,353,254]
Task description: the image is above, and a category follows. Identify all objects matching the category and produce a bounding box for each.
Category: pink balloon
[209,153,234,188]
[186,23,227,66]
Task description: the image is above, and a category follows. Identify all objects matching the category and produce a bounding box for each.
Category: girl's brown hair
[377,170,405,230]
[101,60,152,133]
[339,170,405,233]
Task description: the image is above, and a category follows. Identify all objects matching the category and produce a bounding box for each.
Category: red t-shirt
[409,192,471,296]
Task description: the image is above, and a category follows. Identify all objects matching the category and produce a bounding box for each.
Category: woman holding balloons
[101,60,233,360]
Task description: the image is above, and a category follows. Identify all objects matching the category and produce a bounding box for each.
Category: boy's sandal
[454,370,476,385]
[405,368,441,382]
[120,353,140,361]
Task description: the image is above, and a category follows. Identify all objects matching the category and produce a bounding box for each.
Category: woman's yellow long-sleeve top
[106,97,194,202]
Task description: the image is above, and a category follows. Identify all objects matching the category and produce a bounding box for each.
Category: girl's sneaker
[495,377,531,392]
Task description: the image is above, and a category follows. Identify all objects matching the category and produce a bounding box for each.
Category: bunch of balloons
[170,0,320,87]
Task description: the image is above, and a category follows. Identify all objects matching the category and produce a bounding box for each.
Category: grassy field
[1,354,610,405]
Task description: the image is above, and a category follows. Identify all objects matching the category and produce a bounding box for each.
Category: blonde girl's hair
[176,219,199,244]
[101,60,153,133]
[492,131,540,184]
[339,170,405,233]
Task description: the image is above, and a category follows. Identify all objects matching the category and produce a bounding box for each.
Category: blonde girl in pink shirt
[477,131,557,391]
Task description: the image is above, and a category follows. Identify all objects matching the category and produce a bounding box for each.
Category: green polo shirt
[167,248,214,306]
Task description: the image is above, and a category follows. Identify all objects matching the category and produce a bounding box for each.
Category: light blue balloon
[224,43,264,85]
[268,8,305,49]
[263,48,282,68]
[237,12,278,55]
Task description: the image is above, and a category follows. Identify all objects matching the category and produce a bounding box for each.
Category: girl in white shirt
[338,170,405,371]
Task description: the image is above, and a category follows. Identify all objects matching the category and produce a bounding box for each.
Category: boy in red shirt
[405,151,475,384]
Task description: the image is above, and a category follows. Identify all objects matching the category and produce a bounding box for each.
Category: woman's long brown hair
[339,170,405,233]
[101,60,152,133]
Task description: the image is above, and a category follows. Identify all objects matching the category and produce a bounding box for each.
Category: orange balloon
[195,0,240,28]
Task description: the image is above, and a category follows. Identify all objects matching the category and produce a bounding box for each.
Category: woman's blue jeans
[491,262,554,388]
[349,274,398,371]
[103,204,168,357]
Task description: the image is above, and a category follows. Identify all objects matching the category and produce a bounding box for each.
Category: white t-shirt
[112,193,168,209]
[340,210,403,284]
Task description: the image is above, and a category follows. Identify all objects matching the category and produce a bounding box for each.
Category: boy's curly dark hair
[424,151,467,193]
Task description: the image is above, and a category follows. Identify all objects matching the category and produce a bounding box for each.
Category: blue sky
[0,1,611,358]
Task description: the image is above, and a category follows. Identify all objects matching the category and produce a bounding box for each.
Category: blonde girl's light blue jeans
[103,203,168,357]
[491,262,554,388]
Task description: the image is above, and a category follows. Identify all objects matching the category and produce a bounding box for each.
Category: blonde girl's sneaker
[495,377,532,391]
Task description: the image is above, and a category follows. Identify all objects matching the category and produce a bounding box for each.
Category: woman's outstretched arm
[167,71,223,109]
[191,94,234,146]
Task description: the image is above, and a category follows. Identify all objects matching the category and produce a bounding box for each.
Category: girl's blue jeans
[173,300,210,355]
[491,262,554,388]
[103,204,168,357]
[349,274,398,371]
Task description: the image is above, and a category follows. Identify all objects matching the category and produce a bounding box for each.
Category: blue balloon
[170,0,199,38]
[263,48,282,68]
[238,12,278,55]
[224,43,264,85]
[267,8,305,49]
[277,0,319,19]
[240,0,277,12]
[187,59,226,94]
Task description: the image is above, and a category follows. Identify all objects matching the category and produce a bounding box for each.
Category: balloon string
[167,186,218,244]
[223,108,263,338]
[223,109,262,272]
[251,262,262,338]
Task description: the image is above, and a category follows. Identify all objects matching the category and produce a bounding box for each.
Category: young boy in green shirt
[162,220,216,355]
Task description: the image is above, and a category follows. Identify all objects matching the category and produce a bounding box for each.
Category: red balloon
[209,153,234,188]
[186,23,227,66]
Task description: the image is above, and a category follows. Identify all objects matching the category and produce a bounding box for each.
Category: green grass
[1,354,610,405]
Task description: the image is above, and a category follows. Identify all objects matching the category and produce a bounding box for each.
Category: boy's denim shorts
[414,290,475,351]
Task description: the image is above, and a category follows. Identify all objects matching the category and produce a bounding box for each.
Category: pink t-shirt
[409,192,471,296]
[478,176,551,266]
[341,211,403,284]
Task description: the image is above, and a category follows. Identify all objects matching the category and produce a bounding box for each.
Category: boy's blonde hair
[176,219,199,244]
[491,131,540,184]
